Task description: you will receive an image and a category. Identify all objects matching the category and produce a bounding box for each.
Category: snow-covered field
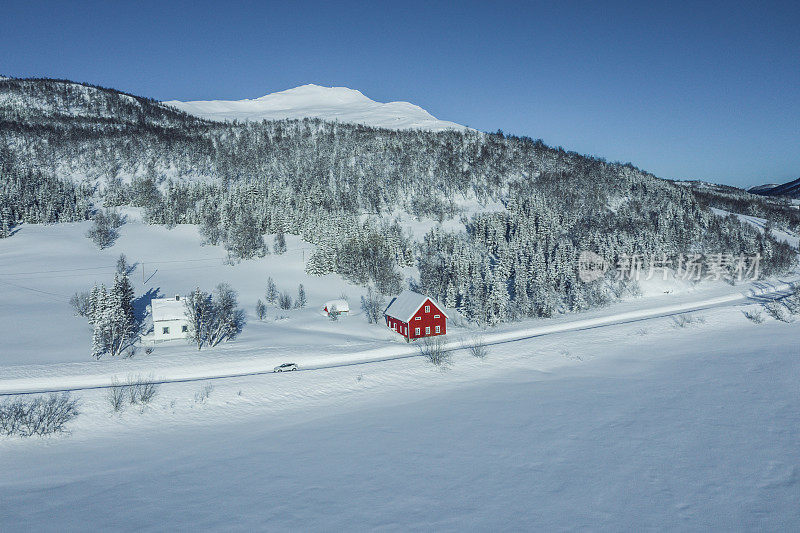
[164,84,468,131]
[1,298,798,530]
[0,217,400,368]
[1,219,799,530]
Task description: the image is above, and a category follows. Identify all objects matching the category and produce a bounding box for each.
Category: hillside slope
[750,177,800,199]
[165,84,467,131]
[1,77,796,325]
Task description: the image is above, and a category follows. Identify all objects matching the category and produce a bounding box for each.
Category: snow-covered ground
[2,217,795,394]
[711,207,800,248]
[1,299,798,530]
[164,84,468,131]
[2,218,799,530]
[0,218,399,368]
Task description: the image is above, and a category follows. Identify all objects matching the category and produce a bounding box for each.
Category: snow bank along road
[1,278,796,396]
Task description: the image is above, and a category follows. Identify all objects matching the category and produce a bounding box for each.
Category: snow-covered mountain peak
[252,84,371,105]
[164,84,467,131]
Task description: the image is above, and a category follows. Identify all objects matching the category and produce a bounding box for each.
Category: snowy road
[1,277,795,396]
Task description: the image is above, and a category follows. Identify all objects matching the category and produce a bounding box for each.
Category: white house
[322,299,349,317]
[151,295,189,342]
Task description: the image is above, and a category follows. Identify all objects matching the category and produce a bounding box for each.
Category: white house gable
[151,295,189,341]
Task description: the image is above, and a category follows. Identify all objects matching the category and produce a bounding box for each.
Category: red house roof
[384,290,448,323]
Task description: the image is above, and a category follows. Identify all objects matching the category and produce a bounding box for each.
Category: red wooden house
[384,290,448,341]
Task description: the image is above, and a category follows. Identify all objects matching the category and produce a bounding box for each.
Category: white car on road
[273,363,298,372]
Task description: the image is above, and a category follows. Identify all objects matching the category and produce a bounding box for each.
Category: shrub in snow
[742,309,764,324]
[107,378,126,412]
[418,337,452,369]
[671,313,705,328]
[194,383,214,403]
[465,335,488,359]
[764,301,791,322]
[328,304,340,322]
[69,290,91,317]
[0,393,79,437]
[780,285,800,315]
[360,286,385,324]
[127,375,159,405]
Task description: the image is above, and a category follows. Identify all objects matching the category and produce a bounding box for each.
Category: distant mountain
[164,84,467,131]
[749,177,800,199]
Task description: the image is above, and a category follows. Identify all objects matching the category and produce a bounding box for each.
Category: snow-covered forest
[1,77,796,324]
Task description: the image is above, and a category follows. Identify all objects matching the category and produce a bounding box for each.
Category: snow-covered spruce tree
[88,285,101,325]
[0,208,10,238]
[91,285,109,360]
[199,203,223,246]
[265,277,278,303]
[255,299,267,320]
[278,291,293,310]
[296,284,307,308]
[305,243,336,276]
[274,228,287,254]
[90,272,136,359]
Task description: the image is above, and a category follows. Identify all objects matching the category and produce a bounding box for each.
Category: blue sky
[2,0,798,188]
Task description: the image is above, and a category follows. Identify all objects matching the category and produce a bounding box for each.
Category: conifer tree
[266,277,278,303]
[274,228,287,254]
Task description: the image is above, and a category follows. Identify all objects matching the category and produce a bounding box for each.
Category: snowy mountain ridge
[164,84,468,131]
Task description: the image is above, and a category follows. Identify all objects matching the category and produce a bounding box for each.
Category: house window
[425,326,430,335]
[415,327,420,335]
[181,325,188,333]
[425,305,430,313]
[435,325,440,333]
[434,314,440,319]
[162,327,170,335]
[415,316,421,321]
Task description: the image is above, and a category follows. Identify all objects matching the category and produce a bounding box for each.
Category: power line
[0,278,69,301]
[0,257,227,276]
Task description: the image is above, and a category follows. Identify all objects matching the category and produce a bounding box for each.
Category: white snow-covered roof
[384,290,448,323]
[324,299,350,313]
[151,296,187,322]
